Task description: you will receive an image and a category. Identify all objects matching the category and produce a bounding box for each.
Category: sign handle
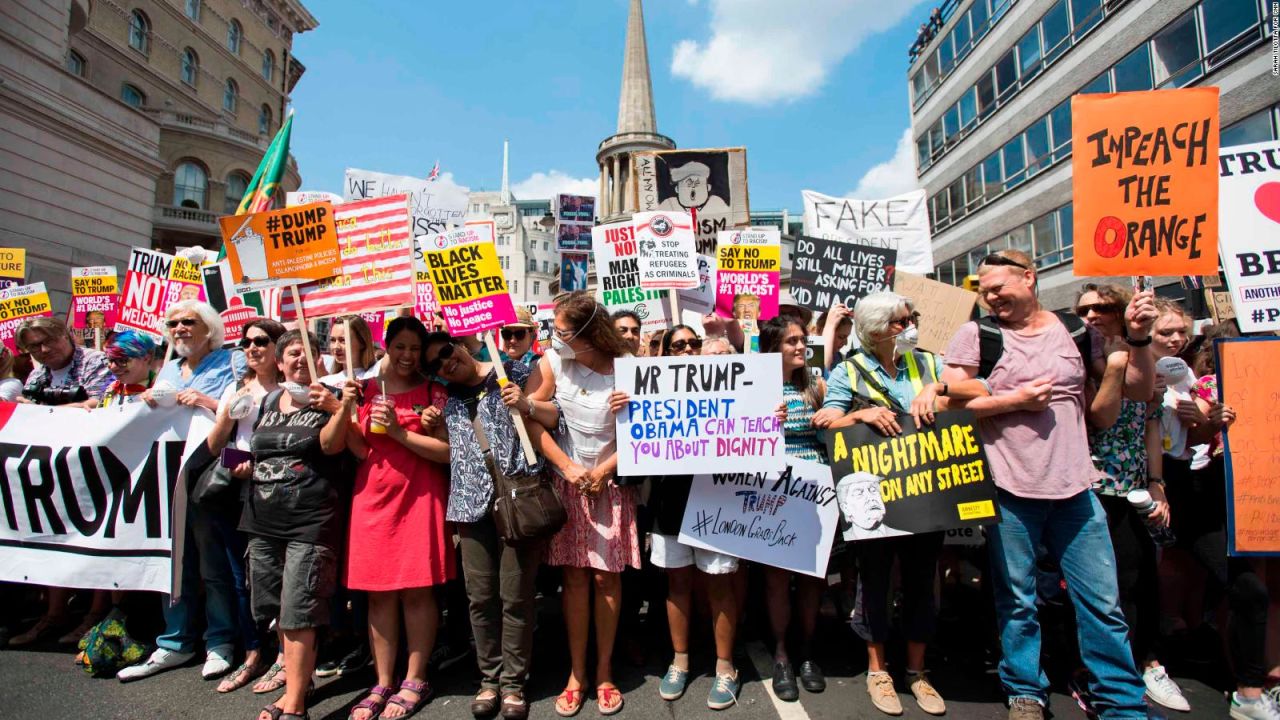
[669,291,681,325]
[94,327,103,351]
[484,331,537,465]
[344,318,356,381]
[290,285,320,382]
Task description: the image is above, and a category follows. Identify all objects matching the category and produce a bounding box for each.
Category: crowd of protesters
[3,248,1278,720]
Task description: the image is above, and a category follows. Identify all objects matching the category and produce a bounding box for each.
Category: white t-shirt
[318,363,378,387]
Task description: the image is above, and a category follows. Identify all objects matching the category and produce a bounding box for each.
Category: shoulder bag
[471,409,565,544]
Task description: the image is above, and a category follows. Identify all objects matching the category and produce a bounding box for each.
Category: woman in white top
[320,315,380,385]
[524,291,638,717]
[0,344,24,402]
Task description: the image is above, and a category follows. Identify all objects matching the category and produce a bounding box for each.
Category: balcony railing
[143,109,268,151]
[154,204,221,235]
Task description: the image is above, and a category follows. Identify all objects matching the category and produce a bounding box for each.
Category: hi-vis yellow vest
[843,349,941,412]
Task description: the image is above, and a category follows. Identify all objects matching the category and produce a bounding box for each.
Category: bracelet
[1124,333,1153,347]
[523,399,535,418]
[1146,477,1165,487]
[938,382,949,397]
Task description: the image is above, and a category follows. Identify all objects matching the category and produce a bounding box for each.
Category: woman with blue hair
[101,330,157,407]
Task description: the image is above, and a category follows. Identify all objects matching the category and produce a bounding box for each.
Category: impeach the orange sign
[1218,337,1280,555]
[1071,88,1219,276]
[219,201,341,287]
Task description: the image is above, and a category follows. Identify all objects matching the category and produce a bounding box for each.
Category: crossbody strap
[846,352,909,414]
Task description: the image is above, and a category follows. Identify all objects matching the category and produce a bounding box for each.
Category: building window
[227,19,242,55]
[1203,0,1261,64]
[185,0,200,21]
[511,280,518,294]
[533,281,541,296]
[223,78,238,113]
[1151,9,1201,87]
[258,104,271,135]
[1221,105,1278,146]
[173,161,207,209]
[262,50,274,82]
[1071,0,1103,38]
[224,173,249,214]
[1041,0,1070,63]
[1112,44,1152,92]
[121,83,145,108]
[528,258,537,272]
[65,50,85,77]
[128,10,150,55]
[181,48,199,86]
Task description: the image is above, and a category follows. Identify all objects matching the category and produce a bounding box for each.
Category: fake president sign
[1072,88,1219,276]
[220,201,342,292]
[422,226,516,336]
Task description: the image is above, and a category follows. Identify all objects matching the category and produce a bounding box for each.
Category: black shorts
[248,536,337,630]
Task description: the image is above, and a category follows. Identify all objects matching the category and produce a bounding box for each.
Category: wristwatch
[1124,333,1153,347]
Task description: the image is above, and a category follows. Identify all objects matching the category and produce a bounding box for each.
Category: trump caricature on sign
[836,471,906,541]
[657,161,731,217]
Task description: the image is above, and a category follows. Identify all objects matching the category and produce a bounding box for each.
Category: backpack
[74,609,146,677]
[976,310,1091,379]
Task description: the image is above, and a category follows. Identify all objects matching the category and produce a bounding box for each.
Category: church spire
[616,0,657,135]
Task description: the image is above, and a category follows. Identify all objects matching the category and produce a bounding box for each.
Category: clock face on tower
[495,212,513,229]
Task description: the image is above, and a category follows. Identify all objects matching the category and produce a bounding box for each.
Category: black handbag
[472,414,565,544]
[190,444,238,510]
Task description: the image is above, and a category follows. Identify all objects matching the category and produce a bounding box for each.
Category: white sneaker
[1231,692,1280,720]
[1143,666,1190,712]
[117,648,195,682]
[202,644,234,679]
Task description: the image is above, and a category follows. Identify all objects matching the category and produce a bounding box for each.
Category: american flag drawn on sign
[280,195,415,321]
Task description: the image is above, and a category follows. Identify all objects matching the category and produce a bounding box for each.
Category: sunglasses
[165,318,198,329]
[669,338,703,353]
[1075,302,1122,317]
[889,312,921,328]
[424,343,456,375]
[500,328,529,342]
[239,335,272,348]
[979,253,1030,271]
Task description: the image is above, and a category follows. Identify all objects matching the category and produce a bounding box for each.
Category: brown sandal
[470,689,499,717]
[252,662,286,694]
[501,691,529,720]
[219,659,266,693]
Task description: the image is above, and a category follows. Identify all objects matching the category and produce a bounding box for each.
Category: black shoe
[316,643,370,678]
[429,641,471,672]
[772,661,799,702]
[799,660,826,693]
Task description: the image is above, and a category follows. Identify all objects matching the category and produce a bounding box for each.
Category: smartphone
[220,447,252,470]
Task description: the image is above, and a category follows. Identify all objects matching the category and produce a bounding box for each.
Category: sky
[288,0,931,212]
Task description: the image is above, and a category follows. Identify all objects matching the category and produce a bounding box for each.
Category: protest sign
[220,201,341,293]
[279,196,415,321]
[716,229,780,323]
[533,303,555,347]
[0,402,210,592]
[893,271,978,354]
[423,225,517,336]
[555,194,596,252]
[1071,88,1219,276]
[0,283,53,353]
[1217,337,1280,555]
[678,254,716,319]
[169,255,207,304]
[1218,139,1280,332]
[592,220,669,332]
[560,253,590,292]
[1206,289,1237,324]
[802,189,934,274]
[557,224,593,253]
[116,249,176,338]
[634,211,699,290]
[826,409,998,541]
[790,236,896,312]
[678,459,838,578]
[0,248,26,290]
[286,190,343,206]
[615,354,784,476]
[634,147,749,255]
[806,336,825,381]
[345,167,467,237]
[201,260,265,344]
[70,266,119,346]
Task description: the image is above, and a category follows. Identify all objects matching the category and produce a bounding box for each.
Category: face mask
[894,325,919,354]
[552,336,576,360]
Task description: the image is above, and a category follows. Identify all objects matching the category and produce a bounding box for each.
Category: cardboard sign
[70,266,119,344]
[423,226,516,336]
[560,253,590,293]
[116,249,179,339]
[220,201,342,292]
[678,458,839,578]
[790,236,897,312]
[805,336,826,381]
[592,220,669,332]
[634,211,699,290]
[1071,88,1219,276]
[1217,337,1280,555]
[1218,139,1280,332]
[0,282,53,352]
[678,254,716,319]
[345,167,467,237]
[0,248,26,289]
[1206,289,1237,324]
[634,147,750,255]
[893,271,978,354]
[716,229,780,322]
[826,409,999,541]
[802,189,934,274]
[279,196,415,321]
[615,354,785,476]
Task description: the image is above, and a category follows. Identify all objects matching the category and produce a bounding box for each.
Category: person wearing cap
[657,160,731,216]
[502,308,541,365]
[776,289,814,331]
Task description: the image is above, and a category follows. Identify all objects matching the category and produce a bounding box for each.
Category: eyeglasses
[424,343,456,375]
[500,328,529,342]
[239,335,272,348]
[669,338,703,353]
[106,356,132,367]
[979,254,1030,271]
[1074,302,1122,317]
[616,325,641,337]
[165,318,199,329]
[888,312,921,329]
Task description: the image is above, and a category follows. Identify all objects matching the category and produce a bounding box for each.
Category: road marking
[745,640,812,720]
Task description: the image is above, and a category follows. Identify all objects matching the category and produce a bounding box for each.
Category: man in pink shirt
[941,250,1156,720]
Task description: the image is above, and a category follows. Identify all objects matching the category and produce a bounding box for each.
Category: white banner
[1219,140,1280,332]
[678,459,838,578]
[801,188,934,275]
[615,354,784,476]
[344,168,468,238]
[0,402,211,592]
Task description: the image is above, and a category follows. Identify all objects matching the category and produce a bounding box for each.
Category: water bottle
[1127,489,1176,547]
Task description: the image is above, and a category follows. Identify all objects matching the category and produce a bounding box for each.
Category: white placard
[1218,139,1280,332]
[634,211,699,290]
[344,167,468,237]
[802,188,934,275]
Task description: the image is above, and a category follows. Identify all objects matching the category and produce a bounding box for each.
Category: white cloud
[511,170,598,201]
[848,128,920,199]
[671,0,926,104]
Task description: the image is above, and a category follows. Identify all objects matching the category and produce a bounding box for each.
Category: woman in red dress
[344,317,452,720]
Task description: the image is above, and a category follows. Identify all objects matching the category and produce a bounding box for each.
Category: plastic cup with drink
[369,380,394,434]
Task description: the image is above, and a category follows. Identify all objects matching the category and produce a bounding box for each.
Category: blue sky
[289,0,930,211]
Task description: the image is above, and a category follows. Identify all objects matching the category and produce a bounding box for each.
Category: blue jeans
[156,506,252,653]
[987,489,1146,719]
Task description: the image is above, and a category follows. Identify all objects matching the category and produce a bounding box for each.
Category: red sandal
[384,678,432,718]
[346,684,393,720]
[555,688,584,717]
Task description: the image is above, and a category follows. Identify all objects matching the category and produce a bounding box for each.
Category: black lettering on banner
[789,235,897,312]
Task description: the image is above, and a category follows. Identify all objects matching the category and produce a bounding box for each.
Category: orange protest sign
[219,201,341,292]
[1218,337,1280,555]
[1071,88,1219,276]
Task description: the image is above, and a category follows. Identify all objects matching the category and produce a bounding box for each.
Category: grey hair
[701,336,735,355]
[165,299,225,348]
[853,292,914,351]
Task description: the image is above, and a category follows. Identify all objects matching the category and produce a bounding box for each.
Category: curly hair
[555,291,631,359]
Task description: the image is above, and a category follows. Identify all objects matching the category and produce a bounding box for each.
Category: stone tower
[596,0,675,223]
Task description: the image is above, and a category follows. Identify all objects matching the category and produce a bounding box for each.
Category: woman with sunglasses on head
[501,308,541,365]
[344,317,452,720]
[320,315,379,385]
[522,291,639,717]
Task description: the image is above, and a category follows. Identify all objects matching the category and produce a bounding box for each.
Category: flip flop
[596,685,624,716]
[384,678,432,718]
[554,688,584,718]
[253,663,287,694]
[219,659,266,693]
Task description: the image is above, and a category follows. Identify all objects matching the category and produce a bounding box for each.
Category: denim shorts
[247,536,337,630]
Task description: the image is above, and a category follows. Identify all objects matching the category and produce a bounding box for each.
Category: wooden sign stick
[484,330,537,464]
[290,284,319,381]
